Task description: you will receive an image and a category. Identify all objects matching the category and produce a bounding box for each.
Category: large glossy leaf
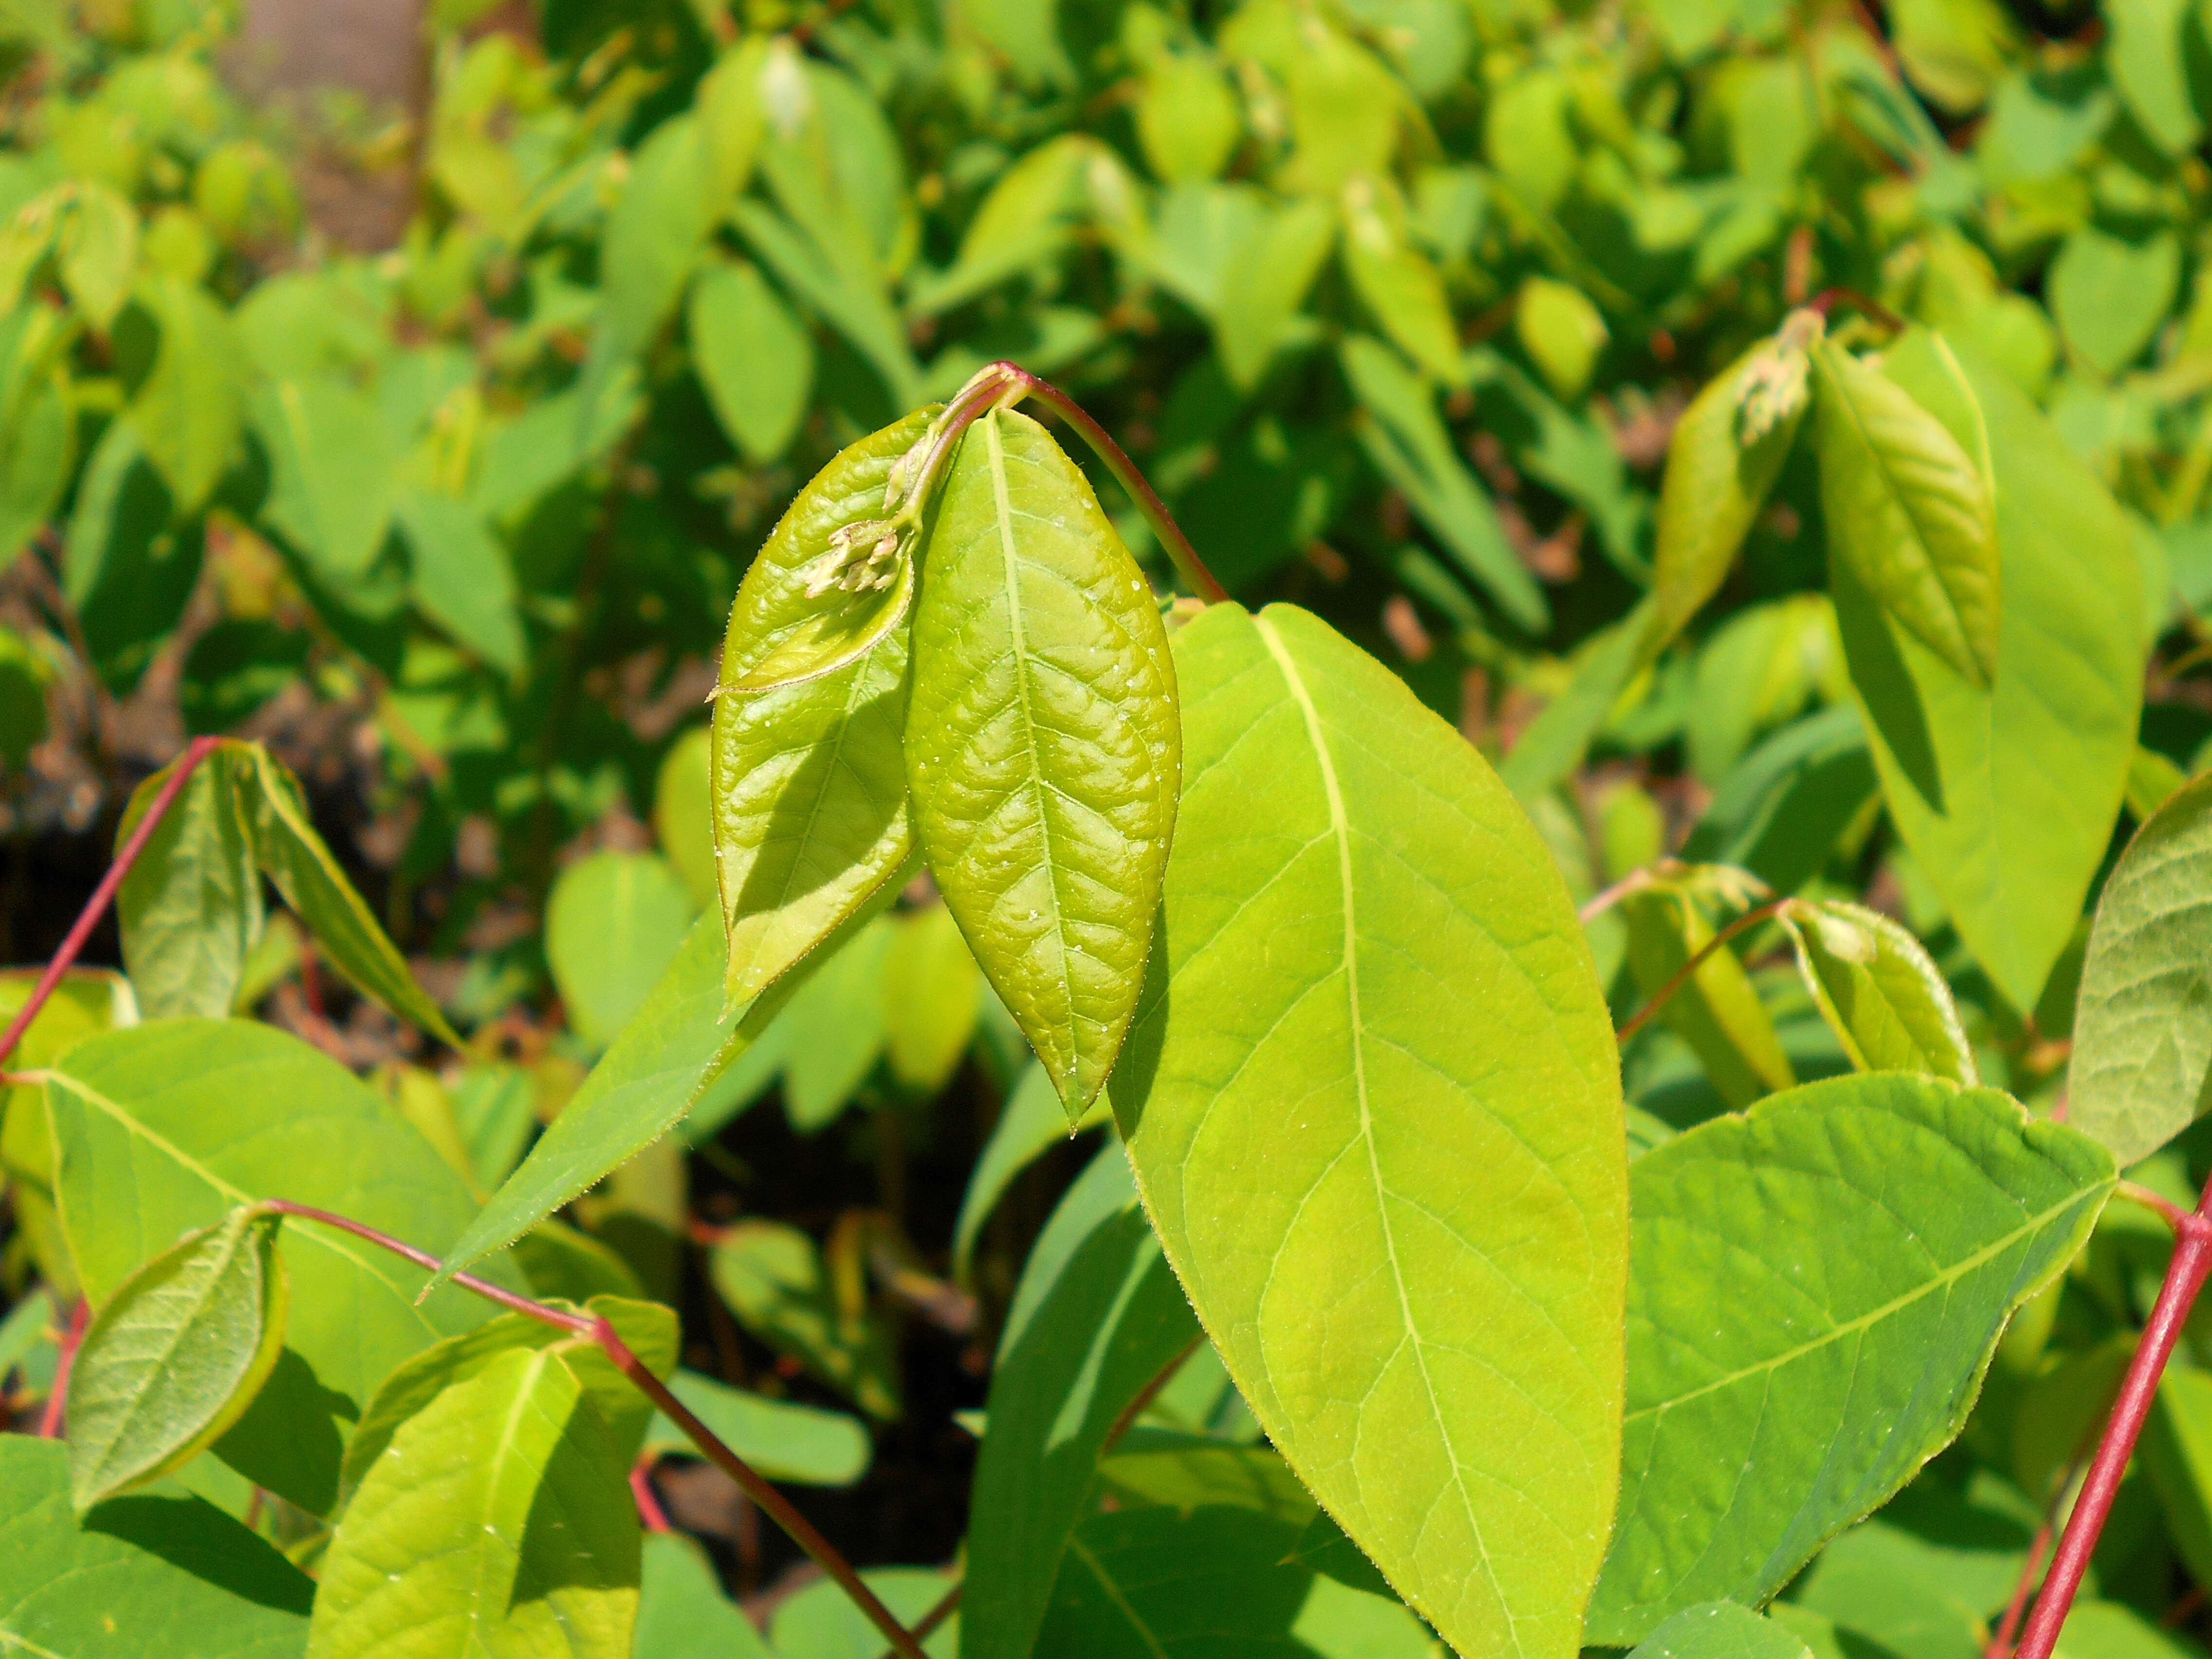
[0,1435,313,1658]
[1831,331,2141,1011]
[545,849,695,1049]
[68,1205,288,1510]
[2067,774,2212,1164]
[907,407,1180,1118]
[642,1368,871,1486]
[1652,342,1805,639]
[116,743,264,1020]
[713,412,928,1003]
[308,1345,638,1659]
[1112,601,1626,1659]
[48,1019,521,1514]
[128,274,241,516]
[428,910,801,1293]
[1812,338,1999,687]
[962,1148,1199,1659]
[1585,1073,2114,1641]
[1778,897,1976,1084]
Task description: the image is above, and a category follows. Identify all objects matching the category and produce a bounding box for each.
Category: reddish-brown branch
[37,1298,86,1438]
[2015,1204,2212,1659]
[261,1201,597,1332]
[1616,901,1786,1045]
[0,736,221,1069]
[629,1458,671,1533]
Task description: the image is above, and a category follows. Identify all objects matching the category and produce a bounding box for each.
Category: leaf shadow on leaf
[511,1382,636,1614]
[209,1344,351,1515]
[731,682,908,919]
[82,1492,317,1616]
[1830,547,1946,813]
[1103,901,1171,1137]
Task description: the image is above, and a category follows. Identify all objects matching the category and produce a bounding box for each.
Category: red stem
[0,736,220,1069]
[1616,900,1786,1045]
[261,1202,929,1659]
[37,1298,85,1438]
[629,1458,671,1533]
[2014,1202,2212,1659]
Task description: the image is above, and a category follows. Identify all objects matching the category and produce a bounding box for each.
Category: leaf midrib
[1626,1180,2107,1424]
[1251,612,1507,1647]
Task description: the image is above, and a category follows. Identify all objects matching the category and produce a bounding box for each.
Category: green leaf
[68,1205,288,1510]
[2068,774,2212,1164]
[1214,195,1337,389]
[182,620,309,736]
[2143,1363,2212,1592]
[0,968,134,1297]
[0,1436,313,1658]
[883,902,980,1094]
[2107,0,2206,154]
[1340,333,1548,633]
[781,915,895,1130]
[57,182,137,329]
[48,1018,524,1514]
[127,273,240,516]
[2050,227,2183,377]
[1778,897,1977,1084]
[546,850,697,1050]
[907,407,1180,1119]
[1812,337,2000,688]
[64,421,198,692]
[0,339,70,569]
[1680,706,1878,898]
[1652,345,1806,640]
[426,912,769,1293]
[653,725,717,910]
[642,1367,872,1486]
[770,1568,959,1659]
[393,486,525,675]
[1630,1604,1814,1659]
[636,1533,773,1659]
[1499,594,1669,801]
[580,112,714,432]
[732,199,922,410]
[116,742,264,1020]
[707,1219,900,1418]
[953,1060,1108,1283]
[1112,601,1627,1659]
[1516,276,1609,404]
[713,411,928,1002]
[963,1148,1199,1659]
[340,1294,676,1506]
[308,1344,639,1659]
[1343,193,1463,388]
[689,257,814,464]
[1622,880,1796,1109]
[1832,331,2141,1011]
[243,744,464,1048]
[1135,52,1242,184]
[254,375,397,584]
[1585,1073,2115,1641]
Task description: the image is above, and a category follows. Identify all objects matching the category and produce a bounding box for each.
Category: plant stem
[877,1581,961,1659]
[37,1298,85,1438]
[1615,900,1786,1046]
[629,1457,671,1533]
[262,1199,931,1659]
[1578,868,1653,925]
[2014,1198,2212,1659]
[0,735,221,1069]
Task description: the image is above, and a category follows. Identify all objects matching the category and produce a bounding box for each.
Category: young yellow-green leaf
[56,183,137,330]
[707,1219,900,1419]
[713,411,930,1003]
[127,273,241,516]
[244,744,463,1049]
[1112,601,1626,1659]
[690,258,815,464]
[1832,332,2141,1012]
[308,1345,639,1659]
[2068,774,2212,1165]
[1516,275,1609,403]
[115,742,264,1020]
[907,407,1180,1119]
[1628,1604,1815,1659]
[1652,345,1806,640]
[1585,1073,2114,1641]
[545,849,696,1050]
[1622,882,1795,1109]
[952,1061,1108,1284]
[68,1205,288,1511]
[0,1436,313,1658]
[883,901,980,1094]
[780,913,895,1130]
[641,1368,871,1486]
[653,725,716,909]
[339,1295,677,1508]
[1778,897,1977,1084]
[1343,192,1462,387]
[48,1019,525,1515]
[1812,337,2000,688]
[964,1149,1200,1659]
[1214,196,1336,389]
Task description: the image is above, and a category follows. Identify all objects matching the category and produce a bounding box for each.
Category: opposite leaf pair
[711,397,1180,1120]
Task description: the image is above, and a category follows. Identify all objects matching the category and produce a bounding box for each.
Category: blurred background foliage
[5,0,2212,1605]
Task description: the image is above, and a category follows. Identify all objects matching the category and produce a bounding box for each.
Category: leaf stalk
[1614,899,1786,1045]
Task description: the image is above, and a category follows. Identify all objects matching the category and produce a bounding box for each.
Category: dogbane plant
[9,327,2212,1659]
